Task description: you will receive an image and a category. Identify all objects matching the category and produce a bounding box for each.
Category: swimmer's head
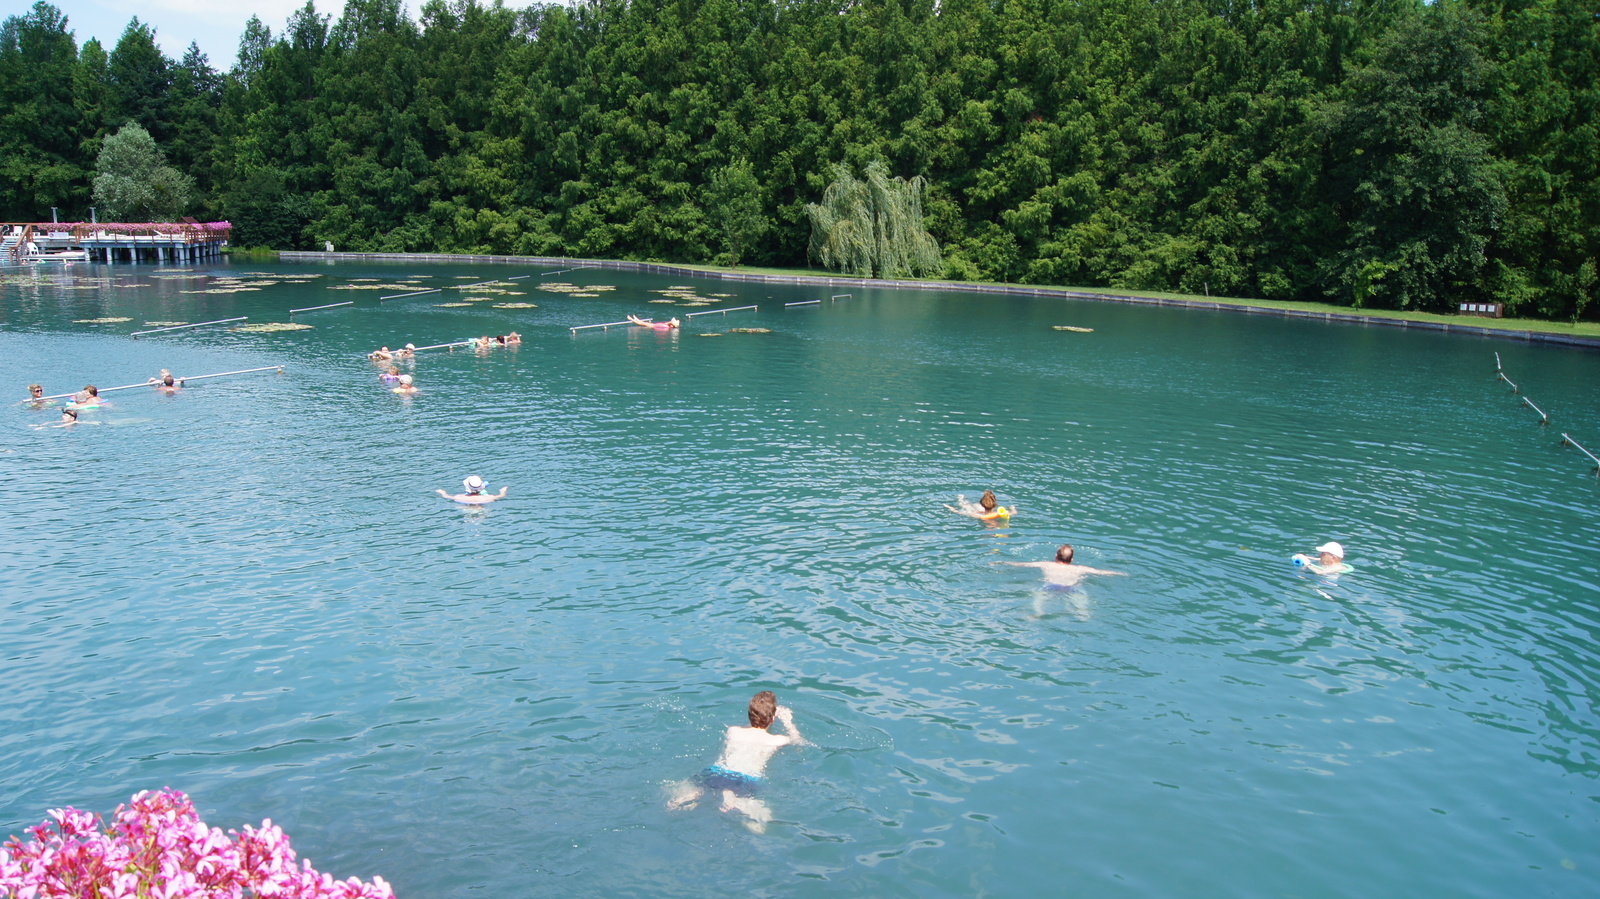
[748,691,777,730]
[463,475,485,494]
[162,375,175,386]
[28,384,42,396]
[398,374,413,386]
[669,318,681,328]
[1055,544,1075,564]
[388,366,400,375]
[1316,542,1344,560]
[84,385,98,397]
[61,408,77,421]
[980,490,997,511]
[405,343,415,350]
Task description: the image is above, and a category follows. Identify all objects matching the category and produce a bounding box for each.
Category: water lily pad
[73,317,132,323]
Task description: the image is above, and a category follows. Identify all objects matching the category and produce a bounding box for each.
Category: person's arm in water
[775,705,806,746]
[977,506,1016,521]
[1076,566,1126,576]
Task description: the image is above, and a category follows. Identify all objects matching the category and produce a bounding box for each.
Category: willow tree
[806,160,941,278]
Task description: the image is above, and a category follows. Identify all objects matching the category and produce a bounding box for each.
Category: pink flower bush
[0,789,392,898]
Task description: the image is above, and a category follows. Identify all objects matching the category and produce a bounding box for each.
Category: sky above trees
[46,0,351,69]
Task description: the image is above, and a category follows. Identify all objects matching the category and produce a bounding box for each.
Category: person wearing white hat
[1293,542,1351,575]
[391,373,419,395]
[437,474,508,505]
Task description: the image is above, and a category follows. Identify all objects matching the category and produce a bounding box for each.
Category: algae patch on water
[233,322,313,333]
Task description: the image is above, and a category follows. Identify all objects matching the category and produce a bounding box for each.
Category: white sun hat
[1316,542,1345,559]
[463,475,485,493]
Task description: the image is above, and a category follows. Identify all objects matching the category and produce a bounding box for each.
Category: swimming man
[667,691,804,832]
[1001,544,1126,588]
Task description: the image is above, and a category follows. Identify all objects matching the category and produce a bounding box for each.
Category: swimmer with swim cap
[392,373,418,395]
[1293,542,1352,575]
[436,474,508,505]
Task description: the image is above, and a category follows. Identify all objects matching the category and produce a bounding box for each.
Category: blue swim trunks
[698,765,763,798]
[1043,583,1082,594]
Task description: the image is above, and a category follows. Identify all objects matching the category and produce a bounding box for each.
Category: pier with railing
[3,220,231,263]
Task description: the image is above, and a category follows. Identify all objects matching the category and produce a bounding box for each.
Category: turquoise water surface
[2,261,1598,897]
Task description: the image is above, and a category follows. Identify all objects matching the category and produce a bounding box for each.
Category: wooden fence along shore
[276,251,1600,350]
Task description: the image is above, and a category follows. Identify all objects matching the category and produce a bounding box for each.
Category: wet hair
[748,691,777,729]
[84,385,98,397]
[162,375,175,386]
[1055,544,1075,564]
[980,490,997,511]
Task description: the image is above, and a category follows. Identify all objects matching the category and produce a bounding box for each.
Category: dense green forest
[1,0,1596,318]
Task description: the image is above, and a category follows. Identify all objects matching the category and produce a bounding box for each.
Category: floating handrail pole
[1522,397,1549,424]
[571,320,635,333]
[290,301,354,315]
[131,317,246,338]
[509,275,530,280]
[1498,372,1518,393]
[1494,352,1502,372]
[831,294,852,301]
[33,365,284,401]
[685,305,757,318]
[1561,435,1600,476]
[409,341,476,352]
[170,366,285,385]
[379,288,442,302]
[786,300,822,307]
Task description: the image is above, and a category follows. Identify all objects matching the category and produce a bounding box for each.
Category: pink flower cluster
[0,788,392,899]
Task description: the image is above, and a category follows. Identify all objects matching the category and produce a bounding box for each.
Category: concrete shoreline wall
[276,251,1600,349]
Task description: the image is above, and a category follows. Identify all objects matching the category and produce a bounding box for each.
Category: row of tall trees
[1,0,1595,319]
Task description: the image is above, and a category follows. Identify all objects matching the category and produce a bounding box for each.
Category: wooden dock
[4,221,231,264]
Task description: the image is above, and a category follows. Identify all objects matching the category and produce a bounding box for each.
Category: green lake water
[2,260,1598,897]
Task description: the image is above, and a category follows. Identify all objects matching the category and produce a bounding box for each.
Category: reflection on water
[2,261,1599,897]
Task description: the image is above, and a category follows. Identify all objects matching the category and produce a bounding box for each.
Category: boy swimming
[667,691,804,832]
